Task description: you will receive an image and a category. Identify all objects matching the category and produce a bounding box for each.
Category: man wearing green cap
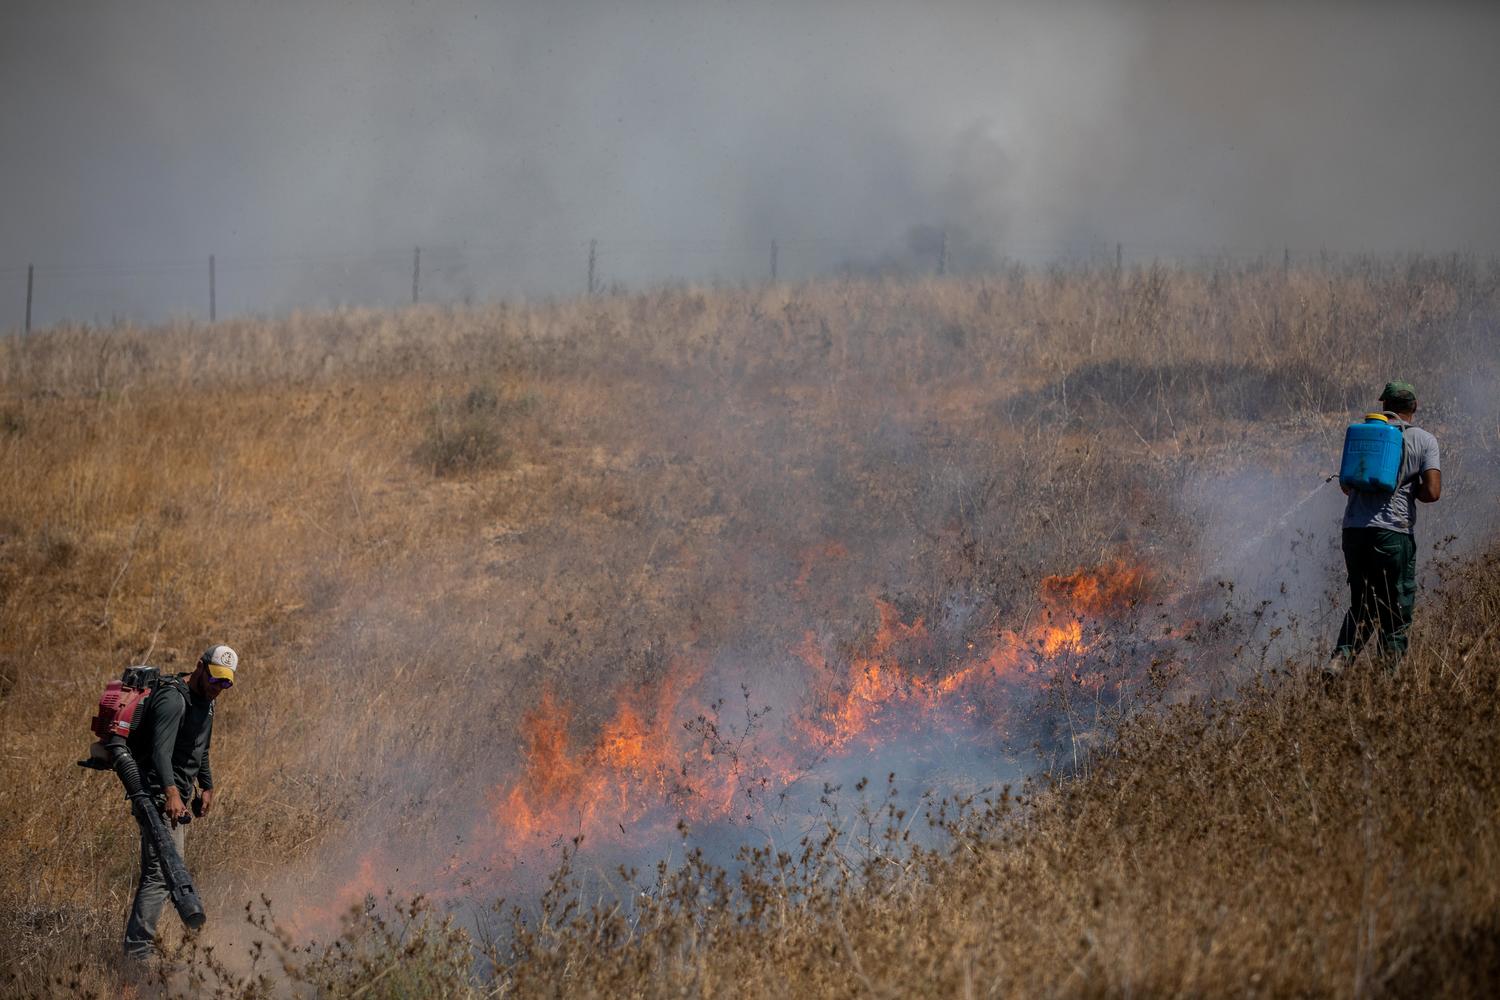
[1331,382,1441,668]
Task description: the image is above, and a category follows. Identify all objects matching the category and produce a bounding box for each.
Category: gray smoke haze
[3,0,1500,325]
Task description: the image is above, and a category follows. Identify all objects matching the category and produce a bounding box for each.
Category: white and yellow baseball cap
[200,644,239,684]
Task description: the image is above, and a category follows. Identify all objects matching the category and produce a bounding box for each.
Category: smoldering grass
[170,550,1500,998]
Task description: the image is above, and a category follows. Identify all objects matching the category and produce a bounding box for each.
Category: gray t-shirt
[1342,415,1440,534]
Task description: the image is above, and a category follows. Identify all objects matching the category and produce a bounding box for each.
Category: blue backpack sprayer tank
[1339,413,1404,493]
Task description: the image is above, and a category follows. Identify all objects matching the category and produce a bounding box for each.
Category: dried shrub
[414,385,520,477]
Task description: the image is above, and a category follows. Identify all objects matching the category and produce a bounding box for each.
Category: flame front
[798,560,1149,754]
[490,658,720,851]
[324,558,1157,914]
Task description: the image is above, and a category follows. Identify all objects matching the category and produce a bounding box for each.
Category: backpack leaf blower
[78,666,207,930]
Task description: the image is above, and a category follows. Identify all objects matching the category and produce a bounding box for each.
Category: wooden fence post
[412,246,421,304]
[24,264,33,334]
[587,239,597,295]
[209,254,216,322]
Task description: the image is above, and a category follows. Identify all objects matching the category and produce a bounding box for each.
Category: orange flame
[484,656,717,855]
[323,557,1156,916]
[796,561,1151,753]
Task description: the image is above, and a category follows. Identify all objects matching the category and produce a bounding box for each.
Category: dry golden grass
[0,258,1496,996]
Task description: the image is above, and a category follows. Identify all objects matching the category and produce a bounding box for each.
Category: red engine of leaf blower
[81,666,160,767]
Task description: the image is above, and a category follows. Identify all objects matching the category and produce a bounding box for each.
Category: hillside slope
[1,261,1496,996]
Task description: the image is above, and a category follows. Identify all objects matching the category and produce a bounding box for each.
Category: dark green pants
[1334,527,1416,660]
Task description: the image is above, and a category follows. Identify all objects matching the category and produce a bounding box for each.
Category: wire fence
[0,234,1435,335]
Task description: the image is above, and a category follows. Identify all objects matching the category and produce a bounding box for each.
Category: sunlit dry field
[2,260,1499,996]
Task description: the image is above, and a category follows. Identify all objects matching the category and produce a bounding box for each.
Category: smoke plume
[3,1,1500,325]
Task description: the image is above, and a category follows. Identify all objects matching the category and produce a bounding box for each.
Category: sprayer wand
[1222,473,1339,568]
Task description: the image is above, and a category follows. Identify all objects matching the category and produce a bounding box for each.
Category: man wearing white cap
[122,643,238,962]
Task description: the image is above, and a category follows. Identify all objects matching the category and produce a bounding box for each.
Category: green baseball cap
[1380,380,1417,409]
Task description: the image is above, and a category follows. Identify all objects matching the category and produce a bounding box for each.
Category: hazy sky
[3,1,1499,323]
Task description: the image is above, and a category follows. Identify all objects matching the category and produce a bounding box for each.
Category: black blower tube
[104,739,207,930]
